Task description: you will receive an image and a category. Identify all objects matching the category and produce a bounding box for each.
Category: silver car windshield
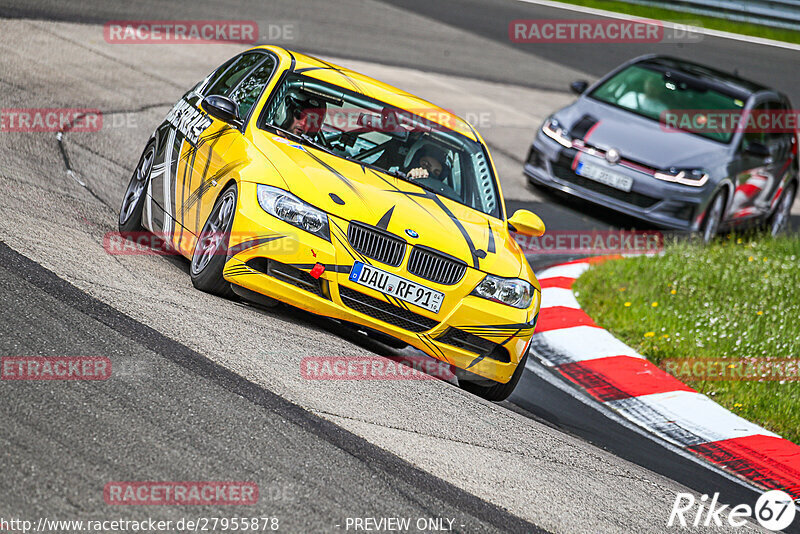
[590,65,744,143]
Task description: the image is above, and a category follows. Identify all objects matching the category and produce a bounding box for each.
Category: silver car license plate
[576,160,633,192]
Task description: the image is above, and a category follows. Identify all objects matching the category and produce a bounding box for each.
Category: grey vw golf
[524,55,797,241]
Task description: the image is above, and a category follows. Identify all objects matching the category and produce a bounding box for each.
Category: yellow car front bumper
[223,182,539,384]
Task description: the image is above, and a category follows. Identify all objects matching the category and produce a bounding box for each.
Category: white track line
[513,0,800,52]
[523,357,761,494]
[533,325,644,362]
[607,390,777,446]
[537,261,591,279]
[540,286,581,308]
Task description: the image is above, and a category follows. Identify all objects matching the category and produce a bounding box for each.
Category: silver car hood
[555,98,731,170]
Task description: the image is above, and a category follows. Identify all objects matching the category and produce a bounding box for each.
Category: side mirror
[508,209,545,237]
[570,80,589,95]
[202,95,241,126]
[745,140,770,158]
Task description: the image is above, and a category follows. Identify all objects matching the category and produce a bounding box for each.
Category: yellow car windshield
[260,73,501,218]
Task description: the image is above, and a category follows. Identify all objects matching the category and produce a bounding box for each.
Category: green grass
[573,233,800,443]
[553,0,800,45]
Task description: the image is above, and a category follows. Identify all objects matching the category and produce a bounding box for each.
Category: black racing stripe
[189,130,232,229]
[183,179,215,215]
[179,142,197,163]
[178,136,200,249]
[222,265,253,278]
[416,333,450,363]
[383,187,479,268]
[197,126,234,149]
[459,331,532,339]
[498,328,524,349]
[466,354,485,370]
[331,222,370,266]
[430,195,480,269]
[304,150,368,204]
[184,159,246,216]
[313,58,365,93]
[486,221,495,254]
[376,206,394,230]
[420,333,449,362]
[570,115,599,140]
[366,169,436,218]
[458,322,532,331]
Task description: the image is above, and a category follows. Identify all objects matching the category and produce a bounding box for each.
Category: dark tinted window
[228,56,277,119]
[207,53,263,98]
[194,57,236,95]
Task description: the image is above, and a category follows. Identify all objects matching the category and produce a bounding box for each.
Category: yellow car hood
[255,133,523,278]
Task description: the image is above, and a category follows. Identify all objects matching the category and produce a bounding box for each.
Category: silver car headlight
[542,117,573,148]
[256,184,330,241]
[653,168,709,187]
[472,275,534,309]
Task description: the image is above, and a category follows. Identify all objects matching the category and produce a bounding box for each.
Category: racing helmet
[282,94,327,134]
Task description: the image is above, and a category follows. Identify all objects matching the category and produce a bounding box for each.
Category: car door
[146,53,256,247]
[728,101,776,222]
[182,52,279,255]
[149,51,275,257]
[761,100,796,213]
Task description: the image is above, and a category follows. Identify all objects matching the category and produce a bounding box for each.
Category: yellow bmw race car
[118,46,546,401]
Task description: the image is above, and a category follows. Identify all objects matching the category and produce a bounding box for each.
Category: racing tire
[118,141,156,234]
[766,182,796,236]
[459,348,528,402]
[190,184,237,298]
[700,190,726,244]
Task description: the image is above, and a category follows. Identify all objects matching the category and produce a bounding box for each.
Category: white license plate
[576,160,633,192]
[349,262,444,314]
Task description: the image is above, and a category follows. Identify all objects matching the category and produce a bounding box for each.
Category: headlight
[472,275,534,309]
[256,184,330,241]
[653,168,709,187]
[542,117,573,148]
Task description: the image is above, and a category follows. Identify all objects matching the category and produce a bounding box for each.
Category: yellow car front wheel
[191,184,237,298]
[459,348,528,402]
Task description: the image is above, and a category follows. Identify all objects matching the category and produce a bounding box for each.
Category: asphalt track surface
[0,1,797,532]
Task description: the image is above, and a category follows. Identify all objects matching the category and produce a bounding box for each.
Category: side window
[742,102,769,148]
[206,53,263,98]
[228,56,277,119]
[763,100,788,146]
[194,57,236,96]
